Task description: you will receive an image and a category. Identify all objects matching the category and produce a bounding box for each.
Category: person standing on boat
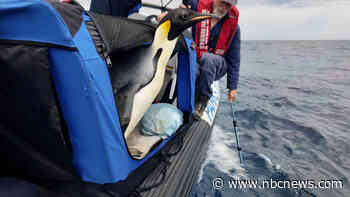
[158,0,240,118]
[187,0,241,118]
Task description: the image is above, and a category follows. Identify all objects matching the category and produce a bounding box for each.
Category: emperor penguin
[109,8,212,138]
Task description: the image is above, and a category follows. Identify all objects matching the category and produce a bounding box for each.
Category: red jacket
[195,0,239,59]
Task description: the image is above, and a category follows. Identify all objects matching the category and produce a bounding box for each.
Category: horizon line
[242,39,350,41]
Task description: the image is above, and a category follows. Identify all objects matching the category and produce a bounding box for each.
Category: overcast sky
[141,0,350,40]
[79,0,350,40]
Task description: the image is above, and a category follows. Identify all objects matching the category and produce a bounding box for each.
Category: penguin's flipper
[114,85,140,132]
[109,45,155,134]
[88,12,155,54]
[115,94,134,131]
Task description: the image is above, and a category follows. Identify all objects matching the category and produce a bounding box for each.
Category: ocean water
[190,40,350,197]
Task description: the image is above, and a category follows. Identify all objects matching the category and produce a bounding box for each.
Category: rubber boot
[194,95,210,120]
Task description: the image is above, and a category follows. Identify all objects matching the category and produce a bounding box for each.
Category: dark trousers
[90,0,140,17]
[196,53,228,98]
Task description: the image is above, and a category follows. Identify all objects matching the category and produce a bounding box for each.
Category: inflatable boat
[0,1,220,196]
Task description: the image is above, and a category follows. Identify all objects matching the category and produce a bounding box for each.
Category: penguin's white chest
[124,37,178,138]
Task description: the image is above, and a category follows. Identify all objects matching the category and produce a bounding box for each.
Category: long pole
[231,104,243,164]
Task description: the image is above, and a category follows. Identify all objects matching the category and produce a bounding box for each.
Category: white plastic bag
[140,103,183,138]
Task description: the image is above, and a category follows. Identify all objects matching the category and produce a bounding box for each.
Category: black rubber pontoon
[139,120,212,197]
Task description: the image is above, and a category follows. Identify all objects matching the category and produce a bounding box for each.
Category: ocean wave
[197,125,247,183]
[237,109,326,146]
[271,97,298,108]
[287,86,316,95]
[197,40,349,197]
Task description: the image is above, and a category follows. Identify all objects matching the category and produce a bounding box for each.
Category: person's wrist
[228,89,237,102]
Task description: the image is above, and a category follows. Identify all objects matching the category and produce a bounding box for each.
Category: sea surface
[190,40,350,197]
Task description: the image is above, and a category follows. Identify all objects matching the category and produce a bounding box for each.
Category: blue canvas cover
[50,12,178,184]
[177,38,196,113]
[0,0,196,184]
[0,0,75,48]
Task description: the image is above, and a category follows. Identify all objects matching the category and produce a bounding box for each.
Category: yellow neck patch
[160,20,171,39]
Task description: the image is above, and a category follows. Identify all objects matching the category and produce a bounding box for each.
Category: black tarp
[0,44,79,182]
[47,0,84,37]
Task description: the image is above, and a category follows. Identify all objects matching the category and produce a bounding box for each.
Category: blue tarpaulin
[177,38,197,113]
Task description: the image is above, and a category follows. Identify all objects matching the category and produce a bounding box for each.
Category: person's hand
[228,89,237,102]
[157,12,167,22]
[179,3,191,9]
[157,3,192,21]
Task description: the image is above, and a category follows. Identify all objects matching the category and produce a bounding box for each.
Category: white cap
[221,0,237,5]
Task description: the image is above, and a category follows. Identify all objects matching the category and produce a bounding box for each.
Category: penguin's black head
[159,8,212,40]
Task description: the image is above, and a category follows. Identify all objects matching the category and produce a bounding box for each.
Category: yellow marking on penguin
[160,20,171,38]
